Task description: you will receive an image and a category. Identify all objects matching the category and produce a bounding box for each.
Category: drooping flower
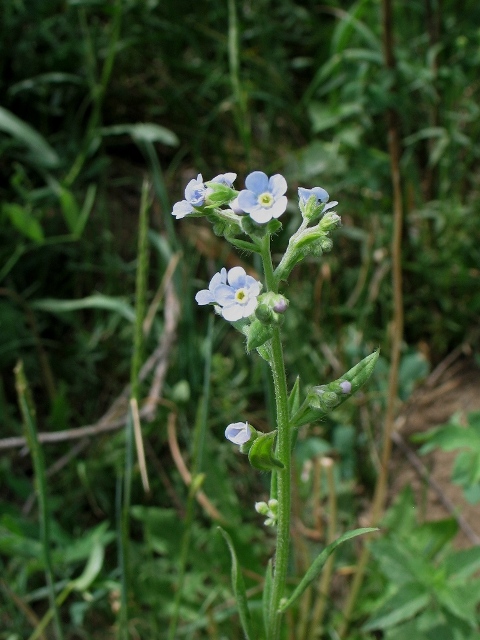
[298,186,338,213]
[225,422,253,445]
[195,266,261,321]
[237,171,288,224]
[210,172,237,188]
[172,174,207,219]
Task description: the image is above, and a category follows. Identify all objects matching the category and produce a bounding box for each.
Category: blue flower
[195,266,261,321]
[225,422,253,445]
[237,171,288,224]
[172,173,207,219]
[298,186,338,213]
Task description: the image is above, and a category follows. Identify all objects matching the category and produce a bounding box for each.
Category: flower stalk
[172,170,378,640]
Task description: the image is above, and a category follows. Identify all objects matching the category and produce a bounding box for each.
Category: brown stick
[166,412,228,525]
[0,280,180,452]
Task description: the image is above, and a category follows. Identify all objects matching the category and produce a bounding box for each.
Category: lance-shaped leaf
[290,349,379,428]
[288,376,301,417]
[262,559,273,636]
[278,528,378,613]
[248,431,284,471]
[218,527,253,640]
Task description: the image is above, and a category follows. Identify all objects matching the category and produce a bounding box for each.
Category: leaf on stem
[278,528,378,612]
[248,431,284,471]
[218,527,253,640]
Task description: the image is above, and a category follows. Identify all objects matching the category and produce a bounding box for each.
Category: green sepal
[278,528,378,613]
[204,182,237,206]
[225,236,261,253]
[256,342,272,362]
[266,218,282,235]
[246,319,273,352]
[288,377,301,417]
[217,527,253,640]
[290,349,379,428]
[240,215,277,239]
[248,431,284,471]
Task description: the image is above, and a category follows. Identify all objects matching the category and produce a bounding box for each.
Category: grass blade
[15,361,64,640]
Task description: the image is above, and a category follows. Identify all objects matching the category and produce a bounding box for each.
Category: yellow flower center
[235,288,248,304]
[257,192,274,208]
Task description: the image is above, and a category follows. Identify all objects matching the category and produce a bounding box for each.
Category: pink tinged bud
[225,422,252,445]
[273,298,288,313]
[340,380,352,394]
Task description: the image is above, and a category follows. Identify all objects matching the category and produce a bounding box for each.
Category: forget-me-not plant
[172,169,378,640]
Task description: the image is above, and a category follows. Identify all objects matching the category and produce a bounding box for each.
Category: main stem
[261,235,291,640]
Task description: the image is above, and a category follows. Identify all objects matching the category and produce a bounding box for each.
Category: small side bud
[319,211,342,232]
[255,293,289,326]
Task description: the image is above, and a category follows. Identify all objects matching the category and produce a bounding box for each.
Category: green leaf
[31,295,136,322]
[279,528,377,612]
[418,425,480,455]
[3,203,45,243]
[436,583,479,628]
[248,431,284,471]
[218,527,253,640]
[0,106,60,168]
[363,582,430,631]
[70,540,105,592]
[101,122,179,147]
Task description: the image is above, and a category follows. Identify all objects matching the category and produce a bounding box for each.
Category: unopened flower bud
[340,380,352,394]
[319,211,342,232]
[273,297,288,314]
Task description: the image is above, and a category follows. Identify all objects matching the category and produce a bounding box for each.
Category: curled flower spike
[195,266,261,321]
[172,173,207,219]
[237,171,288,224]
[225,422,253,445]
[298,186,338,214]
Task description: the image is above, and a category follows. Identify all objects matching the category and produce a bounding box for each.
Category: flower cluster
[255,499,278,527]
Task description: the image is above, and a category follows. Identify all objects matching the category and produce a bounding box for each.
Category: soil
[389,349,480,547]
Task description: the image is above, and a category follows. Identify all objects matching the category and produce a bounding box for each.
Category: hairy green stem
[261,236,291,640]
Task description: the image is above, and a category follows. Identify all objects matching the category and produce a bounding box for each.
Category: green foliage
[365,487,480,638]
[1,0,480,637]
[415,411,480,503]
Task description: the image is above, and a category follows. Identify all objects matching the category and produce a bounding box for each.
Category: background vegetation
[1,0,480,638]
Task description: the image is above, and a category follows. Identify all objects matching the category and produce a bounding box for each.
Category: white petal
[270,196,288,218]
[227,266,247,288]
[195,289,214,305]
[243,298,258,316]
[214,285,235,305]
[249,208,273,224]
[268,174,287,197]
[222,304,244,321]
[225,422,251,445]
